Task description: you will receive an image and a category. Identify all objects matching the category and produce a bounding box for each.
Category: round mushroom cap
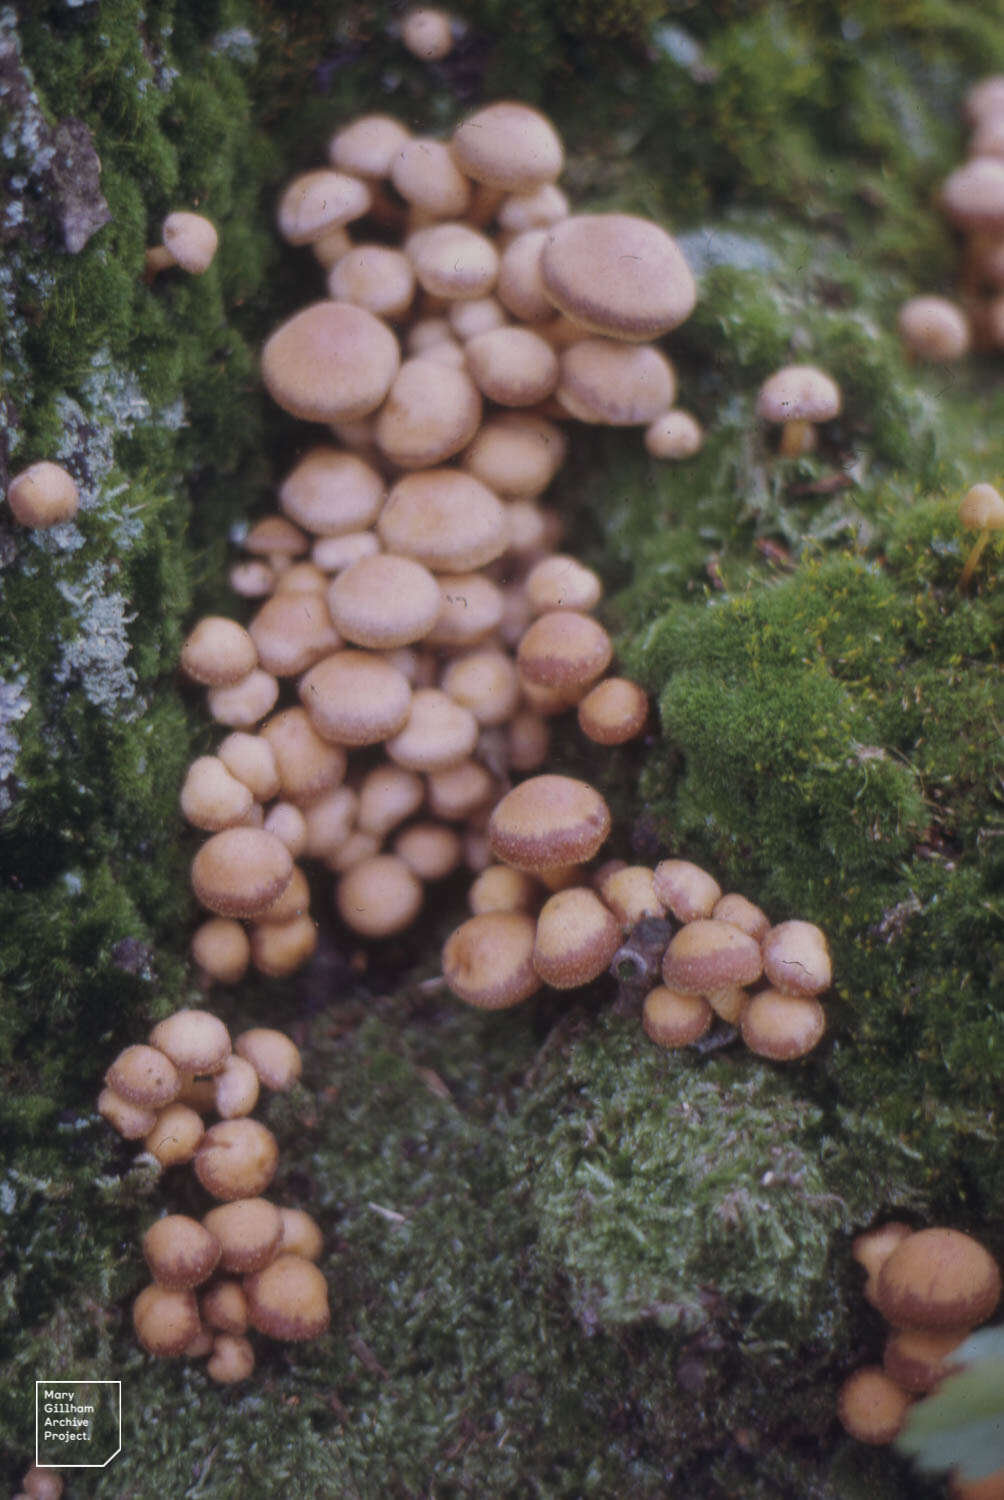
[449,294,508,340]
[162,211,219,274]
[20,1466,65,1500]
[941,157,1004,231]
[328,553,442,648]
[180,756,255,831]
[194,1118,280,1201]
[206,669,280,730]
[540,213,697,340]
[442,910,541,1008]
[711,893,771,942]
[852,1220,915,1282]
[235,1027,303,1091]
[394,821,463,881]
[7,461,80,528]
[407,221,499,300]
[261,302,400,423]
[105,1044,181,1108]
[144,1103,205,1167]
[517,609,613,692]
[244,1253,330,1341]
[143,1214,221,1290]
[497,182,570,233]
[203,1198,284,1274]
[598,864,664,927]
[755,365,842,424]
[739,990,826,1061]
[277,169,371,245]
[328,244,416,320]
[356,763,425,838]
[336,853,424,936]
[374,358,482,469]
[132,1284,201,1357]
[97,1087,159,1141]
[660,918,763,994]
[577,677,649,746]
[279,447,384,536]
[243,515,310,558]
[532,886,621,988]
[496,228,554,323]
[249,591,341,677]
[299,650,413,745]
[465,326,559,406]
[328,114,412,178]
[440,648,520,726]
[402,7,455,60]
[644,408,704,460]
[959,482,1004,530]
[652,859,723,923]
[557,339,676,425]
[761,919,832,996]
[391,137,471,218]
[836,1366,912,1445]
[150,1008,232,1074]
[212,1053,262,1117]
[180,616,258,687]
[489,774,611,872]
[278,1207,324,1262]
[462,412,567,498]
[191,828,294,919]
[897,297,971,361]
[385,687,479,771]
[642,986,714,1049]
[452,102,563,191]
[426,571,504,649]
[207,1332,256,1384]
[468,865,542,915]
[378,470,509,573]
[875,1228,1002,1331]
[883,1326,969,1395]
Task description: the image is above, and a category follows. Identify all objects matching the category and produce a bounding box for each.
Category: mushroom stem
[144,245,176,282]
[958,527,991,591]
[779,418,817,458]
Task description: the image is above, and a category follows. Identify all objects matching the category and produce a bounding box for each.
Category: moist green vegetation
[2,0,1002,1495]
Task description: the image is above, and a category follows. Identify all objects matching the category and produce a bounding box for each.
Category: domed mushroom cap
[277,169,371,245]
[642,986,714,1049]
[644,408,704,460]
[883,1326,969,1394]
[465,326,559,407]
[194,1118,280,1201]
[7,460,80,528]
[191,828,294,919]
[755,365,842,424]
[897,297,971,361]
[407,221,499,300]
[385,687,479,772]
[261,302,400,424]
[378,470,509,572]
[299,650,413,746]
[442,910,541,1008]
[875,1227,1002,1331]
[761,919,832,996]
[328,553,442,648]
[162,211,219,274]
[959,482,1004,530]
[143,1214,221,1290]
[245,1253,330,1341]
[328,113,412,178]
[540,213,697,341]
[402,7,455,60]
[278,447,384,536]
[391,137,471,218]
[336,853,424,937]
[517,610,613,692]
[132,1284,201,1357]
[556,339,676,425]
[105,1045,180,1109]
[532,886,621,988]
[660,918,763,994]
[327,243,416,320]
[149,1008,232,1075]
[653,859,722,924]
[462,412,567,498]
[739,990,826,1061]
[836,1365,912,1445]
[373,358,482,470]
[941,157,1004,231]
[180,616,258,687]
[203,1198,284,1275]
[452,102,564,192]
[489,774,611,872]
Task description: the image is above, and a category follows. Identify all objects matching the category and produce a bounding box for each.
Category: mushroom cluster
[180,98,705,976]
[98,1009,329,1379]
[837,1222,1002,1478]
[440,774,832,1060]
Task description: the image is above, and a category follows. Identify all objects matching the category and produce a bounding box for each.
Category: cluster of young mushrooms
[98,1009,329,1381]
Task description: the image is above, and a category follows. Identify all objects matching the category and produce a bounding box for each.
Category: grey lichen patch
[53,561,139,715]
[0,669,30,812]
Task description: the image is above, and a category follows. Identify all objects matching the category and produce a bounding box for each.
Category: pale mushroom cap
[557,339,676,425]
[462,412,567,497]
[408,221,500,300]
[299,785,357,860]
[739,990,826,1061]
[244,1253,331,1341]
[132,1284,201,1357]
[385,687,479,772]
[440,648,520,726]
[442,910,542,1008]
[496,228,553,322]
[761,919,832,996]
[426,572,504,649]
[105,1044,181,1108]
[227,559,276,594]
[244,514,309,557]
[599,865,665,926]
[207,670,280,730]
[468,865,542,915]
[217,732,281,802]
[250,913,319,977]
[959,482,1004,530]
[449,295,509,340]
[235,1027,303,1091]
[644,408,704,460]
[261,301,400,423]
[278,1207,324,1262]
[497,182,570,233]
[143,1214,221,1290]
[836,1366,912,1445]
[941,157,1004,230]
[532,885,621,988]
[394,820,463,880]
[203,1198,284,1274]
[401,7,455,60]
[328,244,416,319]
[180,756,256,832]
[144,1103,205,1167]
[249,592,341,677]
[312,530,382,573]
[260,705,348,802]
[541,213,697,340]
[336,853,424,936]
[875,1227,1002,1331]
[299,650,413,746]
[194,1118,280,1201]
[97,1087,159,1140]
[207,1332,256,1383]
[378,470,510,572]
[149,1008,232,1074]
[489,774,611,872]
[328,553,442,648]
[279,447,384,536]
[356,763,425,838]
[642,987,714,1049]
[851,1220,915,1281]
[465,326,559,406]
[577,677,649,746]
[162,211,219,273]
[391,137,471,218]
[7,461,80,528]
[755,365,842,424]
[427,758,497,820]
[374,358,482,469]
[517,609,613,691]
[180,616,258,687]
[652,859,722,923]
[191,827,294,919]
[213,1054,262,1118]
[328,114,412,178]
[660,918,763,994]
[897,297,971,361]
[277,169,371,245]
[452,102,564,192]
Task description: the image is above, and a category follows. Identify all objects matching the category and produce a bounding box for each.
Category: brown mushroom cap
[652,859,723,923]
[462,412,567,498]
[149,1008,232,1075]
[711,893,771,942]
[598,865,665,927]
[249,592,341,678]
[517,609,613,692]
[465,326,559,406]
[356,764,425,838]
[299,649,413,746]
[897,297,971,361]
[489,774,611,872]
[875,1228,1002,1331]
[203,1198,284,1275]
[336,853,424,936]
[132,1284,201,1357]
[7,460,80,528]
[532,886,621,988]
[261,302,400,424]
[661,918,763,994]
[328,113,412,178]
[259,707,348,804]
[206,670,280,730]
[180,756,256,832]
[180,617,258,687]
[394,820,463,881]
[426,572,504,649]
[440,648,520,727]
[234,1028,303,1091]
[524,555,602,615]
[378,470,509,572]
[385,688,479,771]
[540,213,696,341]
[836,1365,912,1445]
[374,357,482,469]
[143,1214,221,1290]
[212,1054,262,1118]
[97,1087,159,1140]
[761,919,832,996]
[468,865,542,915]
[244,1253,330,1341]
[207,1331,256,1383]
[279,447,384,536]
[577,677,649,746]
[949,1469,1004,1500]
[959,482,1004,530]
[191,828,294,919]
[452,102,564,191]
[442,910,542,1007]
[277,169,371,245]
[883,1326,969,1394]
[328,244,416,320]
[243,514,310,558]
[20,1465,65,1500]
[278,1207,324,1262]
[852,1220,915,1282]
[642,986,714,1049]
[327,553,442,649]
[755,365,842,425]
[144,1103,205,1167]
[105,1044,181,1108]
[162,211,219,274]
[557,339,676,425]
[194,1119,280,1201]
[739,990,826,1061]
[407,221,499,300]
[401,7,455,59]
[249,913,319,977]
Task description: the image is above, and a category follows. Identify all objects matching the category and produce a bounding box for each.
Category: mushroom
[452,102,564,193]
[576,677,649,746]
[335,853,424,936]
[300,650,413,746]
[897,296,971,362]
[260,301,400,423]
[739,990,826,1061]
[540,212,696,341]
[132,1284,202,1357]
[556,339,676,426]
[642,986,714,1048]
[194,1119,280,1201]
[142,1214,221,1290]
[644,409,704,461]
[145,211,219,279]
[278,1207,324,1262]
[276,169,371,245]
[532,886,622,988]
[207,1332,256,1383]
[191,918,252,986]
[661,919,762,993]
[105,1045,181,1109]
[6,461,80,528]
[234,1028,303,1091]
[755,364,843,457]
[377,470,510,573]
[516,610,613,695]
[488,774,611,873]
[442,910,542,1008]
[652,860,722,924]
[836,1365,912,1444]
[760,919,832,996]
[957,482,1004,589]
[179,617,258,687]
[203,1198,284,1274]
[873,1227,1002,1331]
[148,1009,231,1076]
[244,1253,331,1341]
[144,1103,205,1168]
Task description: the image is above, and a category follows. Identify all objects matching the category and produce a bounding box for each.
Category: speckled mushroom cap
[897,297,971,361]
[652,859,722,923]
[194,1118,280,1201]
[105,1045,181,1108]
[328,554,442,648]
[451,102,564,191]
[540,213,697,341]
[374,358,482,469]
[532,886,621,988]
[442,910,541,1008]
[244,1253,330,1341]
[941,157,1004,231]
[191,828,294,919]
[517,610,613,691]
[162,212,219,274]
[328,113,412,177]
[203,1198,284,1275]
[660,918,763,994]
[385,687,479,771]
[761,919,832,996]
[7,460,80,528]
[755,365,842,424]
[556,340,676,425]
[299,650,413,745]
[377,470,509,572]
[959,481,1004,530]
[488,774,611,872]
[278,447,384,536]
[642,987,714,1049]
[577,677,649,746]
[336,853,424,936]
[277,169,371,244]
[874,1228,1002,1331]
[739,990,826,1061]
[143,1214,221,1290]
[836,1366,912,1445]
[149,1009,232,1074]
[261,302,400,424]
